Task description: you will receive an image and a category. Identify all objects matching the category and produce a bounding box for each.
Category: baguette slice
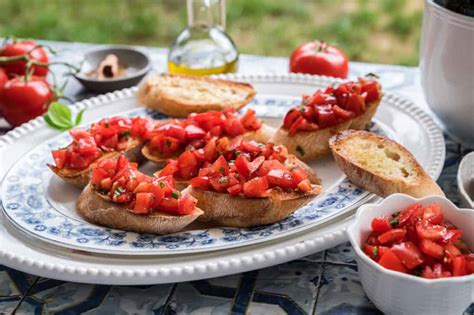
[77,183,203,234]
[270,97,381,161]
[137,74,256,118]
[48,138,145,188]
[141,123,276,165]
[187,155,323,227]
[329,130,444,198]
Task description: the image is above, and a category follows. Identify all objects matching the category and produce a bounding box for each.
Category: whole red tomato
[290,41,349,78]
[0,40,49,77]
[0,77,54,127]
[0,68,7,89]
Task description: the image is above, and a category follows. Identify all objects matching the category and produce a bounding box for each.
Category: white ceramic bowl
[420,0,474,147]
[347,194,474,315]
[458,152,474,209]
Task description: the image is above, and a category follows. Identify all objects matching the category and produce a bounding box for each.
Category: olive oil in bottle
[168,0,238,76]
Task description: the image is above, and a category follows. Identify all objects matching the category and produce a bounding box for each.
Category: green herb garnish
[171,191,179,199]
[104,122,110,128]
[296,145,305,156]
[372,246,378,258]
[159,181,165,189]
[114,186,124,196]
[119,130,131,138]
[218,166,225,173]
[218,177,228,184]
[43,102,85,131]
[389,218,399,227]
[165,139,172,148]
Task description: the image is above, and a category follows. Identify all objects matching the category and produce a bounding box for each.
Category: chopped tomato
[227,184,243,196]
[419,239,444,259]
[453,256,466,277]
[185,125,206,140]
[422,264,451,279]
[189,176,210,189]
[371,216,392,233]
[444,243,462,261]
[442,229,463,243]
[51,149,68,169]
[234,155,251,178]
[160,160,179,176]
[243,176,269,198]
[422,204,443,225]
[177,151,198,179]
[391,242,424,269]
[134,193,154,214]
[377,228,406,244]
[177,194,196,215]
[378,250,407,273]
[267,169,297,189]
[397,203,423,226]
[416,220,446,241]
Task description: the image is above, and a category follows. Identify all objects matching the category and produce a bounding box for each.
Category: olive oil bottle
[168,0,238,75]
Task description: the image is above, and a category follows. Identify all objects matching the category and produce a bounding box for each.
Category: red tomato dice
[371,216,392,233]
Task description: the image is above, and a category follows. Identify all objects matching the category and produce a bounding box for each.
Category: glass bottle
[167,0,238,75]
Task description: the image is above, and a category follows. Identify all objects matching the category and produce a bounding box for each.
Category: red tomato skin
[377,228,407,245]
[289,41,348,78]
[243,176,269,198]
[1,40,49,77]
[0,68,7,90]
[371,216,392,233]
[390,242,424,270]
[0,77,53,127]
[378,249,408,273]
[423,204,443,225]
[453,256,467,277]
[419,239,444,259]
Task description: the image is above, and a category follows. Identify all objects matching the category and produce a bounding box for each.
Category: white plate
[0,73,445,283]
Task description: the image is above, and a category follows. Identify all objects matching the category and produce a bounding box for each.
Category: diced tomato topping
[134,193,154,214]
[365,203,472,279]
[371,216,392,233]
[378,250,407,273]
[378,228,406,244]
[283,77,380,134]
[227,184,243,196]
[189,176,210,189]
[267,169,297,189]
[453,256,467,277]
[243,176,269,198]
[177,193,197,215]
[391,242,424,269]
[51,149,68,170]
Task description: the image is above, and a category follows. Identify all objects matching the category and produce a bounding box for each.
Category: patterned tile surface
[0,40,473,315]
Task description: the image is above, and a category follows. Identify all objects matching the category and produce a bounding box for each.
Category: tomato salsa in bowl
[347,194,474,315]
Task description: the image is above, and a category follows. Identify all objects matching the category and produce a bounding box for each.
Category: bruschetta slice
[329,130,444,198]
[48,116,151,188]
[176,139,323,228]
[77,155,203,234]
[141,108,275,165]
[270,76,382,161]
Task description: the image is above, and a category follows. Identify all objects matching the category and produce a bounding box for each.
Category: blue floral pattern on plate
[1,97,382,255]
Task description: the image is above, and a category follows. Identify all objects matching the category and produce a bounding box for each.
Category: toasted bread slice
[270,97,381,161]
[48,138,145,188]
[141,124,276,165]
[137,74,256,118]
[329,130,444,198]
[187,155,322,227]
[77,183,203,234]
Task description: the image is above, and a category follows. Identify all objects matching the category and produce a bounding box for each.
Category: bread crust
[270,98,381,161]
[329,130,444,198]
[185,154,322,227]
[48,138,145,188]
[77,183,203,234]
[137,74,256,118]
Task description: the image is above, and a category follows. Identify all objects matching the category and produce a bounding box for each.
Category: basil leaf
[49,102,72,126]
[44,113,71,131]
[75,108,85,126]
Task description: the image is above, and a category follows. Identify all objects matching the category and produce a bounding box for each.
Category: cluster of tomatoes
[52,116,151,170]
[92,155,196,215]
[364,203,473,278]
[283,77,381,135]
[147,108,261,156]
[0,40,55,127]
[160,136,313,198]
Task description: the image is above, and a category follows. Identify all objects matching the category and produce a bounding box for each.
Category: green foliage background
[0,0,423,66]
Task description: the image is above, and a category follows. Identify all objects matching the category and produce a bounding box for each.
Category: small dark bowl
[74,46,151,93]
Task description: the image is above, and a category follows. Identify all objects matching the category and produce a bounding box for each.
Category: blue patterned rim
[1,97,383,255]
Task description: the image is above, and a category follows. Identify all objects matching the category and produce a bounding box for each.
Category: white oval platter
[0,73,445,284]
